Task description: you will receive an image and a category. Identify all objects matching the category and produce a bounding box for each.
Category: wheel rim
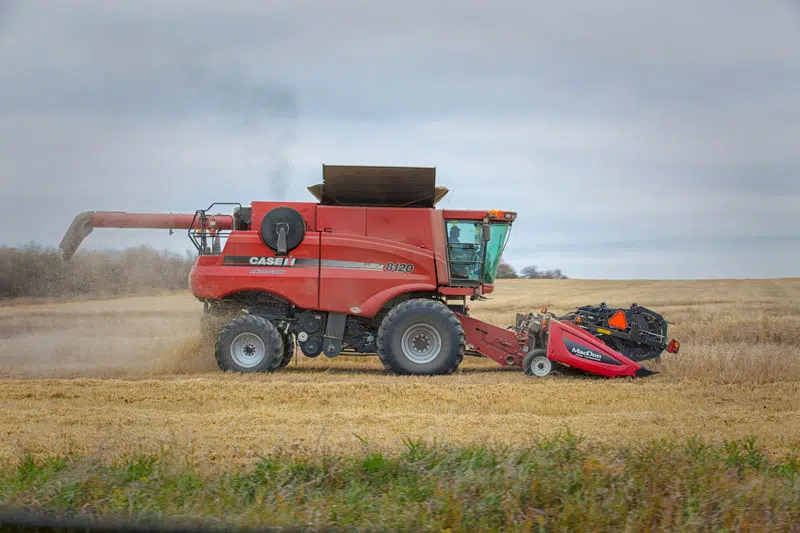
[531,356,552,377]
[230,332,266,368]
[400,324,443,364]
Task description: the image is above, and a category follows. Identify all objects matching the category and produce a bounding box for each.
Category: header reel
[563,303,679,362]
[516,302,680,365]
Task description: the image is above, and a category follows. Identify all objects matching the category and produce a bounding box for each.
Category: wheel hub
[530,355,552,377]
[230,332,267,368]
[401,324,443,364]
[412,334,430,352]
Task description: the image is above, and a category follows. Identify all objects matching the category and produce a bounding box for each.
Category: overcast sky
[1,0,798,279]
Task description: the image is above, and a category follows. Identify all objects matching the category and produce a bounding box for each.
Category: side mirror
[482,223,492,242]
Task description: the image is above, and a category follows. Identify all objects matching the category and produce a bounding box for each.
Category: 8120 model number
[385,262,414,273]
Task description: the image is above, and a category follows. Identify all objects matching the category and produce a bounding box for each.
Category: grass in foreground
[2,434,799,532]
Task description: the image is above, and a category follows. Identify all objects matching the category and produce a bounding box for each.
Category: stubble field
[1,278,799,465]
[2,279,800,530]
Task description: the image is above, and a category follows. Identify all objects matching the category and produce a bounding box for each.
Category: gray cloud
[0,0,798,278]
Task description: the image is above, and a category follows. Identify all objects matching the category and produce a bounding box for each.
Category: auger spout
[59,211,232,260]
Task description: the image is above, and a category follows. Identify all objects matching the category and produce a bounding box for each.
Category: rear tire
[523,349,552,377]
[215,315,284,373]
[377,299,465,375]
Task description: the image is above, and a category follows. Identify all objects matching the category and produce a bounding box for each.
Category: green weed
[1,434,799,532]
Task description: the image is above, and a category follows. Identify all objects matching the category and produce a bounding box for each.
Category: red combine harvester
[60,165,679,378]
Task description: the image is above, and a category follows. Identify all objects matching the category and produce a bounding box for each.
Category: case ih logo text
[570,346,603,362]
[249,256,296,266]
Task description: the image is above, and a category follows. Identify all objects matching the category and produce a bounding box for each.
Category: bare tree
[520,265,568,279]
[496,261,518,279]
[520,265,540,279]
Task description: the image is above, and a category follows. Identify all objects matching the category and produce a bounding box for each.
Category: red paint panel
[190,231,320,310]
[457,313,527,366]
[250,201,317,232]
[546,320,642,378]
[365,208,435,250]
[316,206,367,235]
[430,209,450,285]
[438,287,474,296]
[441,209,490,221]
[318,234,437,316]
[217,232,263,257]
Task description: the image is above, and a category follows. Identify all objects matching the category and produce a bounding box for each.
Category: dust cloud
[0,294,217,378]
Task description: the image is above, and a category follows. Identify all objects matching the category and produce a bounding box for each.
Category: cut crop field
[1,278,799,465]
[2,279,800,530]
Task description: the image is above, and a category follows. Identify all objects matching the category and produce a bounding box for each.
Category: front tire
[377,299,465,375]
[523,349,553,377]
[215,315,284,373]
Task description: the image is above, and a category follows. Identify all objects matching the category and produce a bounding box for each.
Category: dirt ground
[1,279,799,466]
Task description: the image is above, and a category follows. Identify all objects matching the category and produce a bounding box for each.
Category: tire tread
[214,314,283,373]
[279,333,295,368]
[376,299,465,375]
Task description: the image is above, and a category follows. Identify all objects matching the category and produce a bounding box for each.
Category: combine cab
[60,165,679,377]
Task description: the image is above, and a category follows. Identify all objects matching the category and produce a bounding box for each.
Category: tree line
[496,260,568,279]
[0,244,195,301]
